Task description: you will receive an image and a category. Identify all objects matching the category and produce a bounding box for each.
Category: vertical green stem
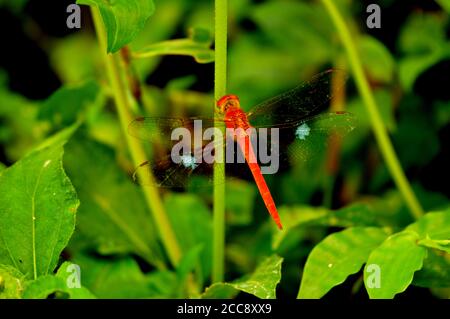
[91,7,182,266]
[213,0,228,283]
[321,0,424,220]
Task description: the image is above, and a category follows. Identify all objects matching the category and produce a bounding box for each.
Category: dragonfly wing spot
[295,123,311,140]
[180,154,199,170]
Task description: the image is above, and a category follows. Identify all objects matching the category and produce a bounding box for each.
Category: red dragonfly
[128,70,356,230]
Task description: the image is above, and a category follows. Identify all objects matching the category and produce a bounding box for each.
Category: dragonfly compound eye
[217,94,240,112]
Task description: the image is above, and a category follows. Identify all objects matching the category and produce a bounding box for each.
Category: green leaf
[38,81,100,129]
[49,34,101,84]
[418,237,450,253]
[298,227,388,299]
[347,90,396,134]
[188,179,257,227]
[189,27,213,45]
[176,245,203,284]
[72,253,175,298]
[398,13,450,91]
[229,255,283,299]
[359,35,395,83]
[437,0,450,13]
[145,270,178,298]
[172,244,203,297]
[201,283,239,299]
[77,0,155,53]
[129,0,188,79]
[133,28,214,63]
[413,249,450,288]
[226,227,274,275]
[399,13,447,55]
[225,179,256,225]
[251,1,333,64]
[22,262,96,299]
[0,265,24,298]
[279,169,321,206]
[165,194,212,285]
[364,231,427,299]
[406,210,450,240]
[365,187,448,228]
[273,204,379,250]
[228,36,304,108]
[398,54,449,91]
[202,255,283,299]
[22,276,84,299]
[64,134,163,268]
[0,87,44,161]
[0,126,79,279]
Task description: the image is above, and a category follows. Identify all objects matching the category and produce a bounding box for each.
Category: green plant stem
[321,0,424,220]
[91,7,182,266]
[212,0,228,283]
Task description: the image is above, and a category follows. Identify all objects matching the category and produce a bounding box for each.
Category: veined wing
[252,111,356,174]
[247,69,347,128]
[128,117,230,142]
[130,111,356,188]
[132,138,228,188]
[128,117,229,188]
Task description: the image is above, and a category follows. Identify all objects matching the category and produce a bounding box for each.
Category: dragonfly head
[217,94,240,113]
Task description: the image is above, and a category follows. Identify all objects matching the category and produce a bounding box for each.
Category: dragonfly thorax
[224,107,251,131]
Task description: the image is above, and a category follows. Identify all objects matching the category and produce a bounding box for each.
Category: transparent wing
[128,117,229,142]
[254,111,356,174]
[247,69,347,128]
[132,139,228,188]
[283,112,356,165]
[128,69,353,188]
[130,112,356,188]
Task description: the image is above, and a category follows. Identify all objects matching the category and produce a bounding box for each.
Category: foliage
[0,0,448,300]
[202,255,283,299]
[76,0,156,53]
[0,126,79,280]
